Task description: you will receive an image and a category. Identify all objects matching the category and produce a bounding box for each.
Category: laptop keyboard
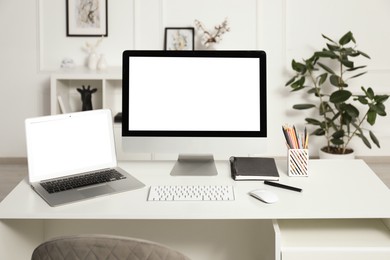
[40,169,126,194]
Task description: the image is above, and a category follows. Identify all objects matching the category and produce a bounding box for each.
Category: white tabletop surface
[1,159,389,220]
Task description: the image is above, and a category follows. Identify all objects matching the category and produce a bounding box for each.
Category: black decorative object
[77,85,97,111]
[114,112,122,123]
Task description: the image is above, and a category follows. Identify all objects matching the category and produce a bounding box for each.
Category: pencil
[282,125,309,149]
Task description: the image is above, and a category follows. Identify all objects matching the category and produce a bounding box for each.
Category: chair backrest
[31,234,191,260]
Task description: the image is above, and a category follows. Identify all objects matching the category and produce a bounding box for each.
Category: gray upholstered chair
[31,234,191,260]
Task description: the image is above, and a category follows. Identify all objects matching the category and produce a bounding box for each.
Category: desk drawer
[276,219,390,260]
[282,251,390,260]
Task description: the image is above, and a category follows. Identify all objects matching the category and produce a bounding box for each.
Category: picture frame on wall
[66,0,108,37]
[164,27,194,50]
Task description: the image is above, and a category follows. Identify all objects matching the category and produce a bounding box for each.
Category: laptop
[25,109,145,207]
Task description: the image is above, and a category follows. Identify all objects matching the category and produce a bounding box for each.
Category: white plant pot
[319,148,355,159]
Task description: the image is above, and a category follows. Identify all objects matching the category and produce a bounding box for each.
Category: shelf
[51,66,122,79]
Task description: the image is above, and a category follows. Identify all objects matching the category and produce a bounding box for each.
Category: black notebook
[230,157,279,181]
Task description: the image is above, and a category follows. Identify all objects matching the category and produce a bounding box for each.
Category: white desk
[1,159,390,259]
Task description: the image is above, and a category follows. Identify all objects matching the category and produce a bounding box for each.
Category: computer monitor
[122,50,267,176]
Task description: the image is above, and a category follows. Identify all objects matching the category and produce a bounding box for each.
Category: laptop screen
[25,109,117,182]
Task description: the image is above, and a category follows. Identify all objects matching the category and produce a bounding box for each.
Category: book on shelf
[230,156,279,181]
[57,96,71,114]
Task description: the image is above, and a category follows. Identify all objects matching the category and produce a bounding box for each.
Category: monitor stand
[170,154,218,176]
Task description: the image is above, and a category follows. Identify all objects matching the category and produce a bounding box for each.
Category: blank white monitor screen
[128,56,260,132]
[122,50,267,173]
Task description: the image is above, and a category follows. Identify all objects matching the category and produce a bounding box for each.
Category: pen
[264,181,302,193]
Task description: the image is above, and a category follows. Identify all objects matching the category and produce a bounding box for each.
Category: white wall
[1,0,390,157]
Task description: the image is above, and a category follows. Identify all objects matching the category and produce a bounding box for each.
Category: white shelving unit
[50,67,137,160]
[50,67,122,116]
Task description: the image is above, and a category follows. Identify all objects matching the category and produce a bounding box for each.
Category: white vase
[205,42,217,50]
[318,147,355,159]
[97,54,108,70]
[88,52,98,70]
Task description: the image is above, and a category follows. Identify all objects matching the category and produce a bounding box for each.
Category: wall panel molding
[284,0,390,72]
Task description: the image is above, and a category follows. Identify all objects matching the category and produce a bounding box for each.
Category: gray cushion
[31,234,191,260]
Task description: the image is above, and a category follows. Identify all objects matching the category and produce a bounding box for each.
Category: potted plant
[285,31,389,157]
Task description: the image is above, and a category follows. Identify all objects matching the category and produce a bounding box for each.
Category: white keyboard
[148,185,235,201]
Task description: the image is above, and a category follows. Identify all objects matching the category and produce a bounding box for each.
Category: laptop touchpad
[78,184,115,198]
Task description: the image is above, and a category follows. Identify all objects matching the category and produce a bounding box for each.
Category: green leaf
[318,73,328,85]
[292,60,307,74]
[375,103,387,116]
[329,112,340,123]
[307,88,318,94]
[285,76,296,86]
[357,133,372,149]
[305,118,321,125]
[367,109,377,125]
[358,50,371,59]
[339,31,355,45]
[317,62,336,74]
[326,43,340,51]
[341,112,353,125]
[340,103,359,118]
[357,96,368,105]
[349,72,367,79]
[361,87,369,99]
[330,75,346,87]
[352,122,363,134]
[348,51,360,58]
[367,87,375,100]
[315,50,338,59]
[322,34,337,44]
[290,85,305,92]
[305,54,318,65]
[351,34,357,43]
[304,57,317,71]
[375,95,389,103]
[369,131,380,148]
[331,138,344,145]
[332,130,345,139]
[362,87,375,100]
[312,128,325,136]
[293,104,316,110]
[343,47,357,56]
[329,90,352,103]
[291,77,305,89]
[346,65,367,72]
[340,58,354,68]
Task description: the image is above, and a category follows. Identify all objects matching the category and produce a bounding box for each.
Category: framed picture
[66,0,108,37]
[164,27,194,50]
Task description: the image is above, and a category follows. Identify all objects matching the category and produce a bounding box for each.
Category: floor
[0,160,389,202]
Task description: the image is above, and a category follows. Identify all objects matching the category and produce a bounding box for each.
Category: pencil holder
[287,149,309,177]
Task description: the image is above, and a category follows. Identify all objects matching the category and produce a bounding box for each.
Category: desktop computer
[122,50,267,176]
